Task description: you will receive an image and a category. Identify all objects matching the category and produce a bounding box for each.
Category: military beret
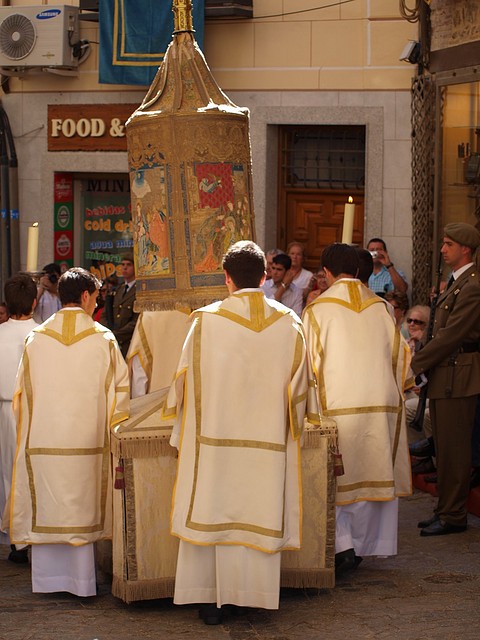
[444,223,480,249]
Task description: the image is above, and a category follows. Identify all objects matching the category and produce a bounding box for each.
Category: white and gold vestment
[9,308,130,547]
[164,289,319,607]
[303,279,411,556]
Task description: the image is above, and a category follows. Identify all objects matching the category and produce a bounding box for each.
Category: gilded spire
[173,0,194,33]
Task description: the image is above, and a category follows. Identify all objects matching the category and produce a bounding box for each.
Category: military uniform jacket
[109,283,139,357]
[411,267,480,399]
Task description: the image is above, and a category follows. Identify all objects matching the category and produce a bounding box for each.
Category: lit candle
[341,197,355,244]
[26,222,39,272]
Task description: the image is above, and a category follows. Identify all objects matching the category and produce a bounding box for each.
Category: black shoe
[335,548,362,577]
[199,604,223,625]
[470,467,480,489]
[7,546,29,564]
[417,513,439,529]
[409,437,435,458]
[420,519,467,537]
[411,457,436,474]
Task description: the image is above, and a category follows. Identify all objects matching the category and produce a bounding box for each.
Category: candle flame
[33,222,39,227]
[348,196,353,204]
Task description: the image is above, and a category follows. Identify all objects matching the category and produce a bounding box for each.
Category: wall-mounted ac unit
[0,5,79,69]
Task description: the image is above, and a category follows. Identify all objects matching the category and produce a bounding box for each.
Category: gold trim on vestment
[185,311,287,538]
[35,310,104,346]
[197,435,286,452]
[124,458,138,581]
[323,405,400,417]
[115,400,165,433]
[210,292,288,333]
[337,480,395,492]
[289,331,306,440]
[162,367,187,419]
[138,315,153,380]
[312,280,385,314]
[28,447,105,455]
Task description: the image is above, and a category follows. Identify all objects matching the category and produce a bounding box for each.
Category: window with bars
[280,125,366,190]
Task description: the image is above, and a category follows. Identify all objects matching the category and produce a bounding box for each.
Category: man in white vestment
[163,241,319,624]
[9,268,129,596]
[0,274,38,562]
[302,243,411,575]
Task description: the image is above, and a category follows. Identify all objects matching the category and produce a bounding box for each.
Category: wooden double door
[279,190,365,274]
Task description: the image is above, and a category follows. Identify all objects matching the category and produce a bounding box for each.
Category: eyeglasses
[406,318,426,326]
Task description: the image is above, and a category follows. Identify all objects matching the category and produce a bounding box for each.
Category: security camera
[399,41,421,64]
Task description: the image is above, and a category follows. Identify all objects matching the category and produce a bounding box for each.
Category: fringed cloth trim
[280,568,335,589]
[134,294,227,313]
[111,436,177,459]
[112,575,175,603]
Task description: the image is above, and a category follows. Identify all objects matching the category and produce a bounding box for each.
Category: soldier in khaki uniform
[412,223,480,536]
[101,253,139,358]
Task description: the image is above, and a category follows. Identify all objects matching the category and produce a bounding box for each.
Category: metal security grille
[411,74,436,305]
[280,125,365,191]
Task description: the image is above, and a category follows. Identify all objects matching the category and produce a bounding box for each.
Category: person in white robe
[0,274,38,561]
[127,308,191,398]
[8,268,130,596]
[163,241,319,624]
[302,243,411,575]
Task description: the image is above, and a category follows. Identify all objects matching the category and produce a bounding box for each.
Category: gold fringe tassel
[280,568,335,589]
[111,437,177,459]
[112,575,175,603]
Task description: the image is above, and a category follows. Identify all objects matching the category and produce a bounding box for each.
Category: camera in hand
[47,273,58,284]
[369,251,379,259]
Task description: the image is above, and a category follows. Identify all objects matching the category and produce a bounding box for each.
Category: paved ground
[1,489,479,640]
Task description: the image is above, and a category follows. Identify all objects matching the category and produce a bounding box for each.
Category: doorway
[277,125,365,272]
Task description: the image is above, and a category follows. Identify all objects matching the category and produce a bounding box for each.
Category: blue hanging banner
[99,0,205,86]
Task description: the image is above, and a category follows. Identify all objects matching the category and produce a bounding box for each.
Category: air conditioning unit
[0,5,79,69]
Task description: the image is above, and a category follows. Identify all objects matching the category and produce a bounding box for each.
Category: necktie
[124,284,129,296]
[447,275,455,289]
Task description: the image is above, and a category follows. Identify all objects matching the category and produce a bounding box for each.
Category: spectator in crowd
[261,253,303,316]
[305,269,328,305]
[100,254,138,358]
[33,263,62,323]
[412,223,480,536]
[403,306,434,475]
[0,274,38,563]
[0,301,9,323]
[366,238,408,297]
[265,248,284,280]
[303,243,411,575]
[384,291,410,334]
[285,241,314,299]
[164,241,318,624]
[8,268,129,596]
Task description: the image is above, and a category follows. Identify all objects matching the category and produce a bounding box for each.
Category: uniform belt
[459,343,480,353]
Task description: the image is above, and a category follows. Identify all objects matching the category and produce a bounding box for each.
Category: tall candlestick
[26,222,39,272]
[341,197,355,244]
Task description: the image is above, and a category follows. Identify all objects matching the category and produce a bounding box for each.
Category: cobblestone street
[1,489,479,640]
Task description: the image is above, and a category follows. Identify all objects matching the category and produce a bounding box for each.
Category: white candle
[26,222,39,272]
[341,197,355,244]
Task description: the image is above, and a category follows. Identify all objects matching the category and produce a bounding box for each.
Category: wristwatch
[386,263,394,269]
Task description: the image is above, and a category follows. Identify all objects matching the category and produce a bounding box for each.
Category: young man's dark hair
[4,274,37,317]
[58,268,101,306]
[321,243,359,278]
[272,253,292,271]
[222,241,266,289]
[366,237,387,251]
[355,248,374,284]
[42,262,62,283]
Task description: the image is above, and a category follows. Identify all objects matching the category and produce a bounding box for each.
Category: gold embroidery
[138,315,153,379]
[28,448,104,456]
[337,480,395,492]
[186,520,283,537]
[323,405,400,417]
[198,435,286,452]
[211,292,287,333]
[35,310,103,346]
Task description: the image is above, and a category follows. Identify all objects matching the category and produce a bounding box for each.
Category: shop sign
[48,104,137,152]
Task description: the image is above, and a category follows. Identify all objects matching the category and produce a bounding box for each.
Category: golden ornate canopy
[126,0,256,311]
